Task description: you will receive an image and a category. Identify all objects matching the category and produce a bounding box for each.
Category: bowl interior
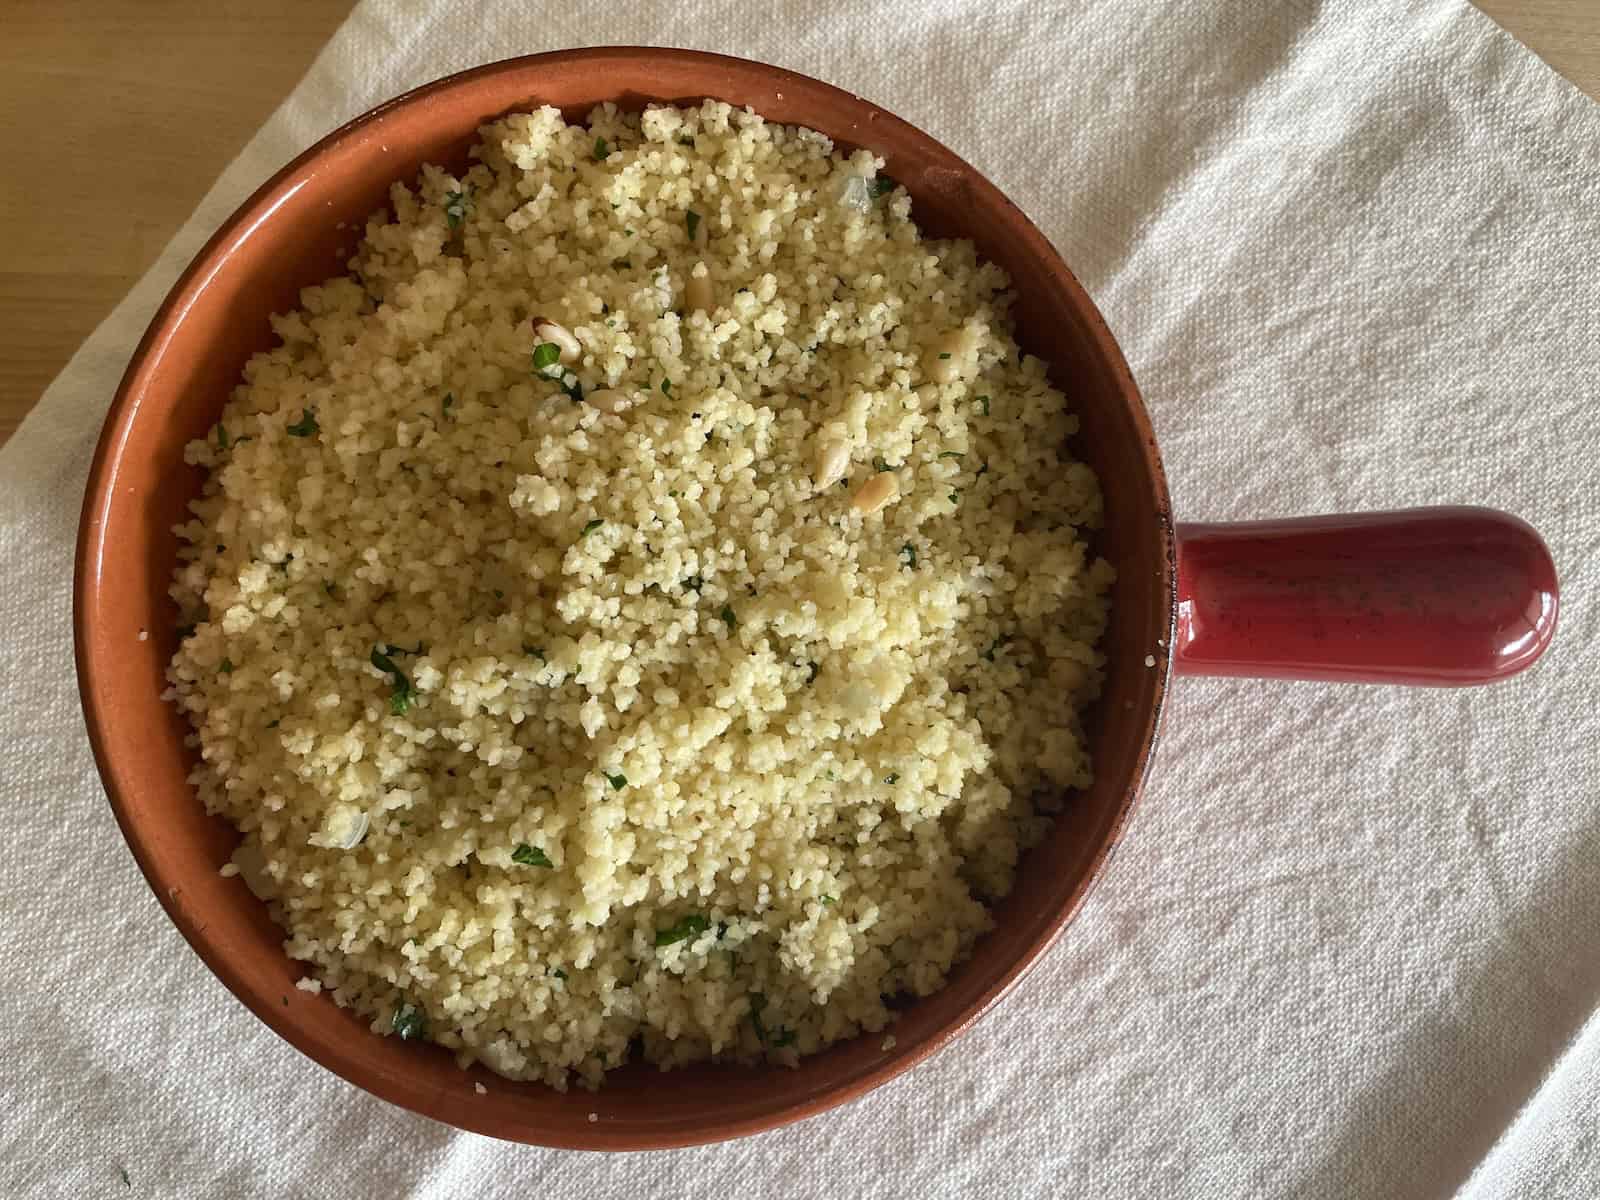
[76,49,1173,1148]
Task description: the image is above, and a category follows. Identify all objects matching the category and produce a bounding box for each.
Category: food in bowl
[164,100,1112,1089]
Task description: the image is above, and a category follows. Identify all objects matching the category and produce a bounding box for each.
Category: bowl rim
[74,45,1175,1148]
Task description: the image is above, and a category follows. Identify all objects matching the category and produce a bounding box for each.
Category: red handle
[1174,507,1558,685]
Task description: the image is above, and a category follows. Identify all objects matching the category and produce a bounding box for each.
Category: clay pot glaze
[74,49,1556,1149]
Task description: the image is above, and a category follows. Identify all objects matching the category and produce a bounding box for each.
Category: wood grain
[0,1,1593,448]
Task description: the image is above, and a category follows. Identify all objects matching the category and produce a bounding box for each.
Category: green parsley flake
[443,189,470,231]
[949,489,961,504]
[581,518,604,537]
[219,658,234,674]
[511,843,553,868]
[390,1002,427,1041]
[286,408,318,437]
[606,772,628,791]
[683,574,704,594]
[370,645,416,715]
[685,210,702,241]
[532,342,562,371]
[215,424,229,449]
[884,772,900,785]
[805,661,820,685]
[441,391,454,415]
[938,451,964,459]
[977,395,991,416]
[873,456,893,472]
[660,377,672,396]
[821,894,837,905]
[719,604,737,630]
[871,175,896,198]
[899,543,917,570]
[655,914,711,947]
[938,352,952,360]
[594,136,611,161]
[549,966,568,980]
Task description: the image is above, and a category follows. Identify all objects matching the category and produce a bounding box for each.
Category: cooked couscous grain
[166,101,1112,1089]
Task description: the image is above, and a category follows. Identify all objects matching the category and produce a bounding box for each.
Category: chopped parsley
[286,408,318,437]
[938,451,964,460]
[683,574,704,594]
[938,352,952,360]
[390,1001,427,1041]
[719,604,737,630]
[821,894,837,905]
[805,661,820,685]
[532,342,562,371]
[117,1166,131,1190]
[370,645,417,715]
[884,772,900,785]
[219,658,234,674]
[660,377,672,396]
[899,543,918,570]
[655,914,711,947]
[594,136,611,161]
[511,843,553,868]
[871,175,896,198]
[443,189,471,231]
[215,424,229,449]
[557,371,585,403]
[581,518,604,537]
[685,210,702,241]
[606,772,628,791]
[441,391,455,416]
[977,395,991,416]
[522,644,546,660]
[549,966,568,980]
[492,588,504,601]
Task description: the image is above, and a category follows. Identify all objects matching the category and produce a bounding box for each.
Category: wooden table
[1,1,1594,448]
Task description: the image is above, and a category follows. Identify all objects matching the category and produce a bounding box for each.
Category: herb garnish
[938,451,963,460]
[660,377,672,396]
[219,658,234,674]
[605,772,628,791]
[683,575,704,594]
[532,342,562,371]
[685,210,702,241]
[581,519,604,537]
[719,604,737,630]
[215,424,230,449]
[286,408,318,437]
[511,843,553,867]
[370,645,417,715]
[655,914,711,947]
[443,189,471,231]
[977,395,991,416]
[441,391,455,416]
[871,175,896,198]
[391,1001,427,1041]
[899,543,917,570]
[594,136,611,161]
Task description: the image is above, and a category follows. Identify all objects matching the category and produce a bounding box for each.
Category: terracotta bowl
[75,48,1557,1149]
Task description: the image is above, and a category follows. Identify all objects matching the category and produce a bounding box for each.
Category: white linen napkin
[4,1,1597,1196]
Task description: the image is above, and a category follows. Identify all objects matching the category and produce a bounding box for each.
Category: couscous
[166,101,1112,1089]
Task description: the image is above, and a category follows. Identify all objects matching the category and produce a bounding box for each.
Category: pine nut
[926,331,969,383]
[813,438,851,490]
[532,318,581,362]
[850,472,899,514]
